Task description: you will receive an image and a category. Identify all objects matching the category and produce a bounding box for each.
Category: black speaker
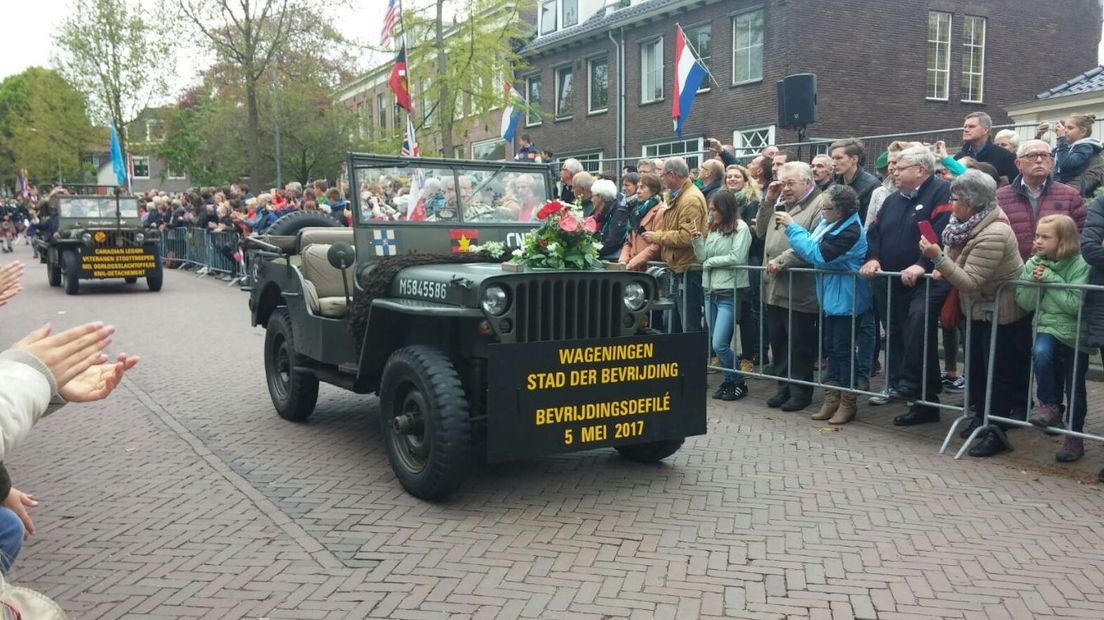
[776,73,817,128]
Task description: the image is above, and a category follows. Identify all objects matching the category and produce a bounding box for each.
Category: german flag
[449,229,478,253]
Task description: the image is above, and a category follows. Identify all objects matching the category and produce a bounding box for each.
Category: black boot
[893,405,940,426]
[781,388,812,412]
[766,384,790,408]
[968,430,1011,458]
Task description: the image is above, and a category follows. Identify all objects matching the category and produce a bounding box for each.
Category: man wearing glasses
[996,139,1087,261]
[955,112,1018,184]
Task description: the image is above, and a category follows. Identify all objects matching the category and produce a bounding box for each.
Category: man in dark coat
[955,112,1018,184]
[830,138,881,223]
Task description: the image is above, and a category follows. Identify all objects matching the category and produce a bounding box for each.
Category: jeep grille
[511,278,623,342]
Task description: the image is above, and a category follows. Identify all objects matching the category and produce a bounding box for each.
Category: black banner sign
[486,333,708,463]
[79,247,157,278]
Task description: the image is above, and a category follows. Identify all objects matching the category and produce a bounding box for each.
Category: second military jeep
[35,194,163,294]
[246,154,706,499]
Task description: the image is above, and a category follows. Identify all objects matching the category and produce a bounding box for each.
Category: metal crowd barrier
[955,279,1104,459]
[158,227,248,284]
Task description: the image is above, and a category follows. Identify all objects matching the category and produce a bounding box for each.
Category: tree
[54,0,173,157]
[403,0,533,156]
[0,68,96,188]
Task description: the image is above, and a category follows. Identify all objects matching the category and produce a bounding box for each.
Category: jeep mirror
[327,242,356,270]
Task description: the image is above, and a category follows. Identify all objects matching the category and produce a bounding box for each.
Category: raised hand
[59,353,140,403]
[11,323,114,388]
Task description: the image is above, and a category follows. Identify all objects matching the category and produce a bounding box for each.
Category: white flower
[592,241,602,251]
[547,242,559,253]
[512,248,523,256]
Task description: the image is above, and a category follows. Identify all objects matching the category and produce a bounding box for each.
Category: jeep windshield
[348,155,552,225]
[58,197,139,219]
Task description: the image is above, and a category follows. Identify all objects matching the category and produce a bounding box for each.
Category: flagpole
[676,23,721,89]
[397,0,416,135]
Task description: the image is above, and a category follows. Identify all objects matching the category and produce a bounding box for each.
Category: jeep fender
[357,300,483,382]
[253,281,286,327]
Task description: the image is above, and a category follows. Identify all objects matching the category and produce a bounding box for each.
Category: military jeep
[34,195,162,294]
[246,154,706,499]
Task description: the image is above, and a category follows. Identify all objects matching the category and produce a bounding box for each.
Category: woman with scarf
[919,170,1032,458]
[618,173,665,271]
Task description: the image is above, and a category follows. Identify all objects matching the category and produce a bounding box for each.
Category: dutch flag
[672,25,708,138]
[500,82,525,143]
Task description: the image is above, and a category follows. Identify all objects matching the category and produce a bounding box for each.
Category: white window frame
[554,65,574,119]
[540,0,557,35]
[587,56,609,115]
[961,15,986,103]
[731,9,764,85]
[640,37,664,104]
[562,0,578,28]
[561,150,604,173]
[642,137,705,170]
[731,125,775,157]
[166,162,186,180]
[471,137,507,161]
[525,75,542,127]
[377,93,387,129]
[131,155,150,180]
[927,11,952,101]
[684,22,711,94]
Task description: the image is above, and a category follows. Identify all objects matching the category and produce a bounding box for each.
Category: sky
[1,0,384,100]
[4,2,1104,103]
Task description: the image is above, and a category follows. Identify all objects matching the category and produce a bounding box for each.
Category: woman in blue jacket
[776,185,872,424]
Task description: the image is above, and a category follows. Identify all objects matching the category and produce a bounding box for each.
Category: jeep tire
[47,261,61,287]
[265,210,340,237]
[62,250,80,295]
[264,308,319,421]
[146,255,163,292]
[380,346,471,500]
[614,439,684,463]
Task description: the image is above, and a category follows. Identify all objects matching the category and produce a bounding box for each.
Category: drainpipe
[608,28,626,167]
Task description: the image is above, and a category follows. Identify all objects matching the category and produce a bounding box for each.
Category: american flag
[381,0,400,48]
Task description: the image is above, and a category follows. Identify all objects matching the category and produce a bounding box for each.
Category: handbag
[0,572,69,619]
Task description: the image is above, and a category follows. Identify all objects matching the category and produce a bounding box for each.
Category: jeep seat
[296,227,354,253]
[299,242,356,318]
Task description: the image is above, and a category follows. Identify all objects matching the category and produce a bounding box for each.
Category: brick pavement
[2,244,1104,619]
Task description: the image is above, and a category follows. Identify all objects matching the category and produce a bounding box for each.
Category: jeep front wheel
[264,308,318,421]
[47,261,61,287]
[615,439,684,463]
[62,251,80,295]
[379,346,471,500]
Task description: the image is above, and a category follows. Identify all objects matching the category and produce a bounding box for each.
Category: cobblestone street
[4,244,1104,619]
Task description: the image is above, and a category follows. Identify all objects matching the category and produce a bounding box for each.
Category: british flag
[381,0,400,48]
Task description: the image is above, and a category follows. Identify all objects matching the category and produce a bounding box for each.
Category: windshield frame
[57,196,140,219]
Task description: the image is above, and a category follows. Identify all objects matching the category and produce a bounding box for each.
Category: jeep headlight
[624,282,648,311]
[481,285,509,316]
[81,232,92,243]
[135,232,145,243]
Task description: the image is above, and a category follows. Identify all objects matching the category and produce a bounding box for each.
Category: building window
[641,37,663,103]
[642,138,704,170]
[555,66,574,119]
[562,150,604,173]
[144,119,161,142]
[588,57,609,114]
[132,156,150,179]
[525,75,542,126]
[732,125,775,157]
[472,138,506,161]
[962,15,986,103]
[927,11,952,100]
[377,93,387,130]
[562,0,577,28]
[540,0,556,34]
[685,23,711,92]
[732,9,763,84]
[166,162,186,180]
[453,146,465,159]
[421,79,433,128]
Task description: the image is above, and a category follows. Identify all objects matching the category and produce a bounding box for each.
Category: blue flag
[110,123,127,186]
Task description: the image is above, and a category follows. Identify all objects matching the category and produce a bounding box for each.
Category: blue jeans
[0,507,24,573]
[823,312,874,388]
[1033,333,1089,432]
[707,294,744,386]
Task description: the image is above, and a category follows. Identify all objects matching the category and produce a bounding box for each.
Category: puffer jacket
[996,176,1086,260]
[692,219,751,293]
[1079,194,1104,347]
[0,350,66,460]
[1015,252,1091,350]
[619,199,665,271]
[784,212,871,316]
[756,187,823,313]
[933,207,1026,324]
[652,180,708,274]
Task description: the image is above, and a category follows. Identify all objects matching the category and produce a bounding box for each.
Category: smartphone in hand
[917,220,938,244]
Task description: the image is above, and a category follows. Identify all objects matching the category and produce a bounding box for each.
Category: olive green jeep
[246,154,706,499]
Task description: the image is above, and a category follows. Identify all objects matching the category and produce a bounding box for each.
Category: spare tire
[265,210,342,237]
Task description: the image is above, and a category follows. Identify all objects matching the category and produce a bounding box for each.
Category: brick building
[519,0,1102,171]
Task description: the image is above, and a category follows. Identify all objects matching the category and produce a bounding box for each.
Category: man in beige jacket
[643,157,708,333]
[756,161,823,411]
